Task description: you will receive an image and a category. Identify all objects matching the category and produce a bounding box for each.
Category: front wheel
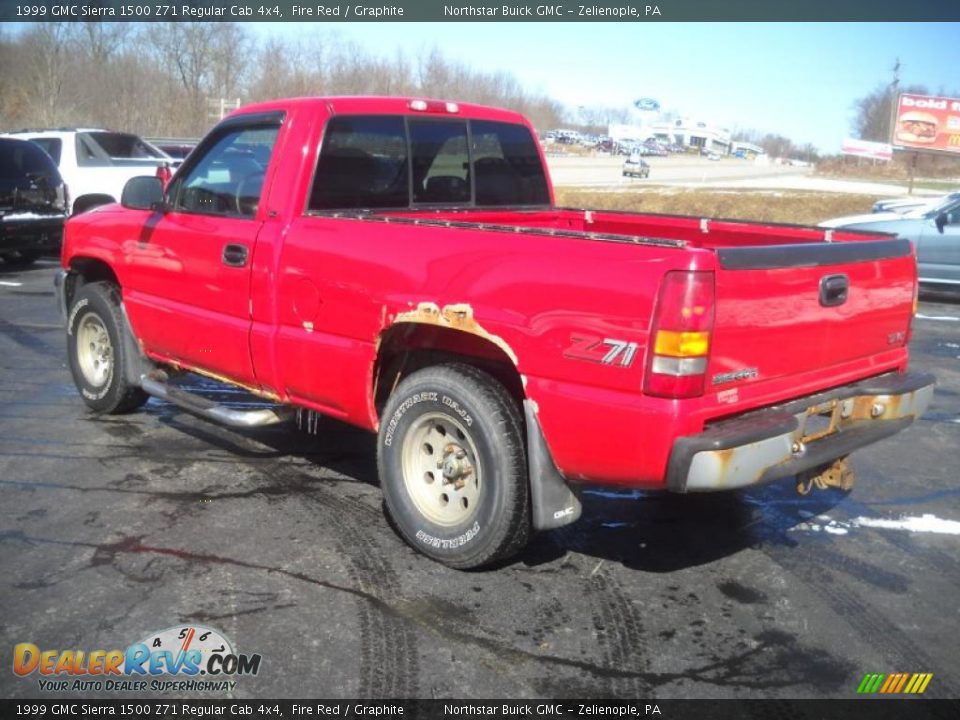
[377,363,530,569]
[67,281,148,414]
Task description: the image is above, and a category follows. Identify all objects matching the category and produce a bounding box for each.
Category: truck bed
[316,205,916,431]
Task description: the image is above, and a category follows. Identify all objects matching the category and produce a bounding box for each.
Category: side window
[172,125,279,218]
[470,121,549,206]
[410,120,470,204]
[76,134,107,166]
[310,116,408,210]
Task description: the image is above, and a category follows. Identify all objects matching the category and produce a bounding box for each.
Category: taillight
[156,163,173,188]
[907,258,919,344]
[644,270,715,398]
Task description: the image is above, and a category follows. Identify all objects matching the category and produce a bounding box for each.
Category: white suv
[0,128,173,214]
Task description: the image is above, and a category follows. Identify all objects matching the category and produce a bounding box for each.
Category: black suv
[0,137,68,267]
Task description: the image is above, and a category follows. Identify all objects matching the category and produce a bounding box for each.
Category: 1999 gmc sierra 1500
[55,96,934,568]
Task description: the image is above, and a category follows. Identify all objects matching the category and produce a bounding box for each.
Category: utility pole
[887,57,901,143]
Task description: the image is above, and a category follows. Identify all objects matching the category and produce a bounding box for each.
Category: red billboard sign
[842,138,893,161]
[893,93,960,155]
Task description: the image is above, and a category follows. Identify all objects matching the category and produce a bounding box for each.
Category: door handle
[222,243,248,268]
[819,274,848,307]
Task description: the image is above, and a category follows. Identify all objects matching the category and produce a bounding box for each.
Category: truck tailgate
[708,238,915,393]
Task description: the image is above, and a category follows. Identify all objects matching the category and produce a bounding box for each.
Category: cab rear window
[309,115,549,211]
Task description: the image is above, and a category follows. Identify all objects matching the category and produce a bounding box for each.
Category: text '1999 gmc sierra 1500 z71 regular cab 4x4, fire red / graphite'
[55,97,934,568]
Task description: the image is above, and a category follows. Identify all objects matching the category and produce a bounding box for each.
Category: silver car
[821,195,960,285]
[872,191,960,214]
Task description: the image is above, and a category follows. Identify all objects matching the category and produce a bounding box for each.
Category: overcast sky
[251,21,960,151]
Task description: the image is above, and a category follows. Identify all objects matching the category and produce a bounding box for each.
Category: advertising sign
[842,138,893,161]
[893,93,960,154]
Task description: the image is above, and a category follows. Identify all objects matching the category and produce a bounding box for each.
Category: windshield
[920,193,960,218]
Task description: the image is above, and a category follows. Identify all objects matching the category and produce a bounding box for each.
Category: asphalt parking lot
[1,259,958,700]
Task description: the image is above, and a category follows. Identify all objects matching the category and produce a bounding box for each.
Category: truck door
[121,114,283,387]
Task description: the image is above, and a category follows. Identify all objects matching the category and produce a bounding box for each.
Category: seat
[312,149,380,209]
[473,157,521,206]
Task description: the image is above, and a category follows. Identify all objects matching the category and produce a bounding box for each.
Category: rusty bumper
[665,371,935,493]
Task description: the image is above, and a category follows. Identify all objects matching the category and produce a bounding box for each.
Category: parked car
[0,128,173,214]
[872,191,960,215]
[643,142,668,157]
[0,137,68,266]
[622,155,650,178]
[820,194,960,285]
[615,139,642,155]
[57,96,932,568]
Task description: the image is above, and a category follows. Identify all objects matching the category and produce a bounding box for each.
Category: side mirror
[121,176,165,211]
[933,212,947,234]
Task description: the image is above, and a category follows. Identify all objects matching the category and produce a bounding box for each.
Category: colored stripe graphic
[857,672,932,694]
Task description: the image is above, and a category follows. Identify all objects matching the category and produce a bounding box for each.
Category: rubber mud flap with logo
[524,400,582,531]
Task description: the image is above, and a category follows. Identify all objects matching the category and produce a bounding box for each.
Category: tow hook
[795,456,856,495]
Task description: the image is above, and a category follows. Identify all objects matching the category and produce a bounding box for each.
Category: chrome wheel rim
[400,411,482,526]
[76,312,113,388]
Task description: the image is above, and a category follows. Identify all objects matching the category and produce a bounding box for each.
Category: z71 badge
[565,334,639,367]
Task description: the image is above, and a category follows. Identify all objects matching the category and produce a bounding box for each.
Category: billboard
[893,93,960,155]
[842,138,893,161]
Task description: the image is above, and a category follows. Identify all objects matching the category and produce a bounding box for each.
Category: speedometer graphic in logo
[135,625,235,672]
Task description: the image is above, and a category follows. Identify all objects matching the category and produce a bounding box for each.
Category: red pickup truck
[55,97,934,568]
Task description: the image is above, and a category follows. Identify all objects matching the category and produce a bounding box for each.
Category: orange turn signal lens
[653,330,710,358]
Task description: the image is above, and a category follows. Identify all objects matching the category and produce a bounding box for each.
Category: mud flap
[118,301,153,386]
[524,400,582,531]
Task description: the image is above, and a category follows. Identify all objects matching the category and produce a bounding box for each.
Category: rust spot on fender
[392,302,519,365]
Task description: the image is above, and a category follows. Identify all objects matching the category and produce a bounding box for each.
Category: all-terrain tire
[66,281,148,414]
[377,363,530,569]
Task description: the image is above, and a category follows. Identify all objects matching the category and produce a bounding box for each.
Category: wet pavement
[1,259,958,700]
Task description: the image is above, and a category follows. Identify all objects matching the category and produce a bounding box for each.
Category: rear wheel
[67,282,148,414]
[377,363,530,569]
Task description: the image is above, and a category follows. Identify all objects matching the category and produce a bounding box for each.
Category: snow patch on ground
[853,514,960,535]
[791,513,960,536]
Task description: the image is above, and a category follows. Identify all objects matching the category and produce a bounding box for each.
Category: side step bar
[140,372,293,428]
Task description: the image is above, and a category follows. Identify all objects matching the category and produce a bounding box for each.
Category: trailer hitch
[796,456,855,495]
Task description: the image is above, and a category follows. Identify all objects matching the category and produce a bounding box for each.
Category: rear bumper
[665,371,935,492]
[0,216,64,253]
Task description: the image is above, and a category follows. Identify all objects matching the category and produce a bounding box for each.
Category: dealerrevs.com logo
[13,625,262,693]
